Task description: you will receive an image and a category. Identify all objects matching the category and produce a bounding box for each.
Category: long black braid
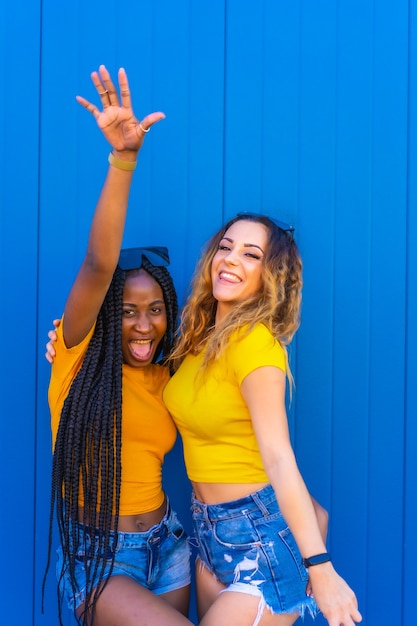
[43,261,178,626]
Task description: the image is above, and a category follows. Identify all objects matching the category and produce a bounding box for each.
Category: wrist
[302,552,332,568]
[108,150,137,171]
[111,148,138,162]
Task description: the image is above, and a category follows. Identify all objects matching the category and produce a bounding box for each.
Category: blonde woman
[164,213,362,626]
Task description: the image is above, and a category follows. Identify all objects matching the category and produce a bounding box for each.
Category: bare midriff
[192,481,269,505]
[77,495,167,532]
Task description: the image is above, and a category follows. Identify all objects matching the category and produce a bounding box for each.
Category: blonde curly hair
[169,214,303,378]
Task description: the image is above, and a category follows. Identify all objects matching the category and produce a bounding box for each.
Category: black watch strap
[302,552,331,568]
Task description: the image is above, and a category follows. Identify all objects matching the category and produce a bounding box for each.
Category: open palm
[76,65,165,153]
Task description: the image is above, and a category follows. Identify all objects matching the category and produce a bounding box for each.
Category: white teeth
[220,272,241,282]
[131,339,151,344]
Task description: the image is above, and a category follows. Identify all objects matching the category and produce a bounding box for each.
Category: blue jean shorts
[57,500,191,611]
[191,485,318,617]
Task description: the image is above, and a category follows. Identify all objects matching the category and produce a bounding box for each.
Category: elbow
[261,446,297,478]
[312,499,329,543]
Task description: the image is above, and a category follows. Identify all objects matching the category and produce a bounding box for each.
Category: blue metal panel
[0,1,41,624]
[294,5,341,625]
[365,2,409,623]
[403,1,417,622]
[223,0,265,216]
[294,0,339,505]
[329,0,375,617]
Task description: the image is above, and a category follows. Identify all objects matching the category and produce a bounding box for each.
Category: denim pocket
[277,526,309,582]
[168,511,187,542]
[213,515,260,549]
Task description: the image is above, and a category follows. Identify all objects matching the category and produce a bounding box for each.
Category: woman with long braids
[45,65,194,626]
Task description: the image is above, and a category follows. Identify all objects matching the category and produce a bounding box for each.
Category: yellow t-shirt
[163,323,286,483]
[48,320,176,514]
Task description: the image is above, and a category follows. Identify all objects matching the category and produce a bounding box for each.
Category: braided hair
[43,261,178,626]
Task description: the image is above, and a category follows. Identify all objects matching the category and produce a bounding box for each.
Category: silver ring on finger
[139,122,150,133]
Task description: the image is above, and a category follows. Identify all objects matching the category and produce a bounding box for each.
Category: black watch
[302,552,331,568]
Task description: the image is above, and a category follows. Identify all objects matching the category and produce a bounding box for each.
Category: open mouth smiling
[219,271,242,283]
[129,339,154,361]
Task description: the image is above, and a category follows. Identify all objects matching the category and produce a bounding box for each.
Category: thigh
[77,575,194,626]
[199,590,299,626]
[161,584,191,617]
[195,557,226,620]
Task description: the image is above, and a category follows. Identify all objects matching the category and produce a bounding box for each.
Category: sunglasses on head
[236,212,295,239]
[118,246,170,270]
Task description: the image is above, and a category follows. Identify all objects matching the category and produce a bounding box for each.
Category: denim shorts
[191,484,318,617]
[57,501,191,611]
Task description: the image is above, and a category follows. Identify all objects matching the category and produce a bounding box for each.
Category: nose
[133,313,152,332]
[224,249,239,265]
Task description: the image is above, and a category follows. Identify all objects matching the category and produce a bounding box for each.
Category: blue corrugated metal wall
[1,1,415,624]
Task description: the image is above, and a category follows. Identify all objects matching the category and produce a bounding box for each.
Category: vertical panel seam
[365,0,376,613]
[402,0,411,622]
[34,1,43,623]
[222,0,228,221]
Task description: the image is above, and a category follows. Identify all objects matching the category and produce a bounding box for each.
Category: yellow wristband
[108,151,137,171]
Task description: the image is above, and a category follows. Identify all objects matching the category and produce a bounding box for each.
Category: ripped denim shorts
[57,500,191,611]
[191,484,318,617]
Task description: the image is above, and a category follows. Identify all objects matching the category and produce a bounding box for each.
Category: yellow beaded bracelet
[108,151,137,171]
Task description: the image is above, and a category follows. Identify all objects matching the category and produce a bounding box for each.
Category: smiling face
[121,269,167,367]
[211,219,268,323]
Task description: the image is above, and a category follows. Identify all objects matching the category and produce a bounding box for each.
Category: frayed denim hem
[221,581,319,623]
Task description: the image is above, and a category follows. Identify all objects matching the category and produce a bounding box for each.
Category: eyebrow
[221,236,265,253]
[122,299,165,307]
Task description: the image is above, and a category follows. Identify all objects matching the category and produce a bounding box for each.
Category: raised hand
[76,65,165,154]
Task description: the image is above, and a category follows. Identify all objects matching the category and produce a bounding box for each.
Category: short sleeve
[54,315,96,363]
[227,324,287,385]
[49,317,96,411]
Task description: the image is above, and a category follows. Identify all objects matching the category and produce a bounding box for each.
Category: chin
[132,358,153,368]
